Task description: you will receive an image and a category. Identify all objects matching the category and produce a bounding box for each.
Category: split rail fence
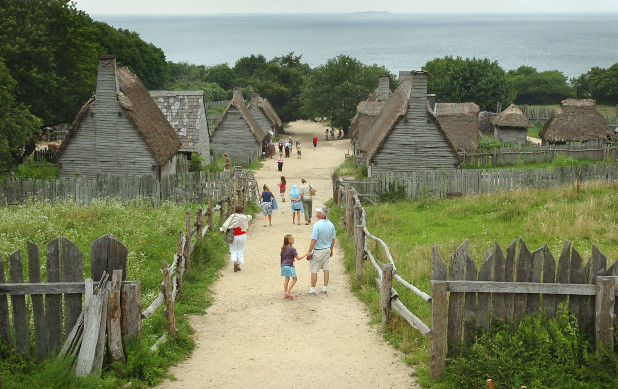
[338,184,617,381]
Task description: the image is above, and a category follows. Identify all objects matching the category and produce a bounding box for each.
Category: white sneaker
[321,286,328,293]
[308,288,316,295]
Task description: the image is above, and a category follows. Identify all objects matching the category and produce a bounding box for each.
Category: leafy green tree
[572,63,618,104]
[507,66,574,104]
[300,55,391,132]
[0,0,99,125]
[423,56,515,111]
[0,60,41,171]
[165,62,230,100]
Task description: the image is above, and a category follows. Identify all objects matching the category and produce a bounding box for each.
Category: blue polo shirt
[311,218,336,250]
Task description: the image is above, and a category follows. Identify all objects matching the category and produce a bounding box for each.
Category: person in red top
[312,135,318,150]
[220,205,253,272]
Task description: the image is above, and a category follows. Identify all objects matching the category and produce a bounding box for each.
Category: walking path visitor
[155,121,419,388]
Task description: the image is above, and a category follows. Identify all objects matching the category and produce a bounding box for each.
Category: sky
[73,0,618,15]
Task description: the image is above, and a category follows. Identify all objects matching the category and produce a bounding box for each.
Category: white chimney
[378,75,390,101]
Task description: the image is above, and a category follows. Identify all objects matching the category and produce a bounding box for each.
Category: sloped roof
[491,104,532,129]
[55,65,181,166]
[539,99,615,143]
[257,95,283,128]
[434,102,480,152]
[149,90,208,153]
[213,95,266,142]
[350,100,387,143]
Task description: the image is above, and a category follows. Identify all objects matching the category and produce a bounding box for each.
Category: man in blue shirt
[307,207,336,294]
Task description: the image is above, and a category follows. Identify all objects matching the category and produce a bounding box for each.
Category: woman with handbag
[220,205,252,272]
[299,178,315,225]
[259,184,275,227]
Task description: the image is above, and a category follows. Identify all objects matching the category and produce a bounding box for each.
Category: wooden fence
[337,184,617,381]
[518,105,617,130]
[351,162,618,201]
[0,169,260,207]
[461,143,617,168]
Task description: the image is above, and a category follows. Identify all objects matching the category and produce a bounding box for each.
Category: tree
[507,66,573,104]
[423,56,515,111]
[300,55,391,132]
[572,63,618,104]
[0,60,41,170]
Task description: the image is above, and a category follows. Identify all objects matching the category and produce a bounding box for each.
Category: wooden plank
[430,281,447,379]
[27,241,48,360]
[91,234,128,281]
[162,262,177,337]
[595,277,615,351]
[447,240,467,356]
[107,270,126,363]
[514,240,531,323]
[0,253,12,347]
[526,247,543,316]
[557,241,572,314]
[92,284,110,377]
[463,253,477,343]
[0,282,85,295]
[381,264,394,325]
[76,279,101,377]
[446,281,597,295]
[581,257,594,339]
[476,250,492,331]
[10,250,30,357]
[121,281,143,340]
[541,245,558,319]
[491,241,506,321]
[431,245,447,281]
[46,237,63,352]
[62,237,84,337]
[504,240,517,322]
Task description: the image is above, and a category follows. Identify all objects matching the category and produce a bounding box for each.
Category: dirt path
[155,121,419,388]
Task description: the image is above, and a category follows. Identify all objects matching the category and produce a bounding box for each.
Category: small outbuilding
[249,92,282,140]
[539,99,615,145]
[356,71,461,177]
[149,90,211,164]
[434,102,480,152]
[210,89,266,162]
[491,104,532,145]
[55,55,181,179]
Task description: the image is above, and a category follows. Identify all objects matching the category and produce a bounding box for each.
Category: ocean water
[95,13,618,79]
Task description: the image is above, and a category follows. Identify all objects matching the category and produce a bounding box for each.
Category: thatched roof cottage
[350,74,391,150]
[539,99,615,145]
[149,90,211,164]
[211,89,266,162]
[355,71,461,177]
[434,102,480,152]
[55,55,181,179]
[249,92,282,140]
[491,104,532,145]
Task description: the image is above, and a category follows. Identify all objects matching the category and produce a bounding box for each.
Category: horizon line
[91,11,618,16]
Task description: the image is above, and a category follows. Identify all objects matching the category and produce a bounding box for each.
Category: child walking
[278,176,286,202]
[280,234,307,299]
[277,152,284,172]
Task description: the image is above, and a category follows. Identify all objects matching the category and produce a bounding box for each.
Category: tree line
[1,0,617,172]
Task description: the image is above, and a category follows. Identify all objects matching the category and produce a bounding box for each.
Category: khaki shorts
[309,248,330,273]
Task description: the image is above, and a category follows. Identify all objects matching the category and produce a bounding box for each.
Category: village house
[248,92,283,141]
[355,71,461,177]
[539,99,615,145]
[210,88,266,162]
[433,102,481,152]
[491,104,532,145]
[54,55,181,179]
[149,90,211,164]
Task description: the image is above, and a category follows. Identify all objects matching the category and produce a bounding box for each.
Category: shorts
[309,248,330,273]
[281,266,297,277]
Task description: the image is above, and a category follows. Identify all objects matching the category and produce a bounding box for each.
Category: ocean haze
[95,13,618,78]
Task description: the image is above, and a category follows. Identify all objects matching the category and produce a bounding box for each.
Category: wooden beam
[446,280,598,295]
[107,270,126,363]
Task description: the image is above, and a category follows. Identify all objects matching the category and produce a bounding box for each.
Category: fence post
[355,224,365,281]
[381,263,393,326]
[176,231,184,300]
[120,281,142,340]
[184,210,192,271]
[430,280,448,379]
[208,195,214,233]
[0,253,11,347]
[595,276,615,351]
[346,188,354,236]
[161,262,177,337]
[197,208,204,240]
[9,250,30,357]
[107,270,126,363]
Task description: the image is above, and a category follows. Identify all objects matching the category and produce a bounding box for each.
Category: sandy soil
[155,121,420,389]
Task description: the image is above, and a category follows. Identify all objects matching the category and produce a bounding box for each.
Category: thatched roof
[257,95,282,128]
[434,102,480,151]
[55,65,181,166]
[357,76,461,163]
[213,95,266,142]
[539,99,615,143]
[491,104,532,129]
[349,99,387,143]
[149,90,208,153]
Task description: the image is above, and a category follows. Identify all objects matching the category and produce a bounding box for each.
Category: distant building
[491,104,532,145]
[248,92,282,140]
[539,99,615,145]
[150,90,211,164]
[55,55,181,179]
[434,102,480,152]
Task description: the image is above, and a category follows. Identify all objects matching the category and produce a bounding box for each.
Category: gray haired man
[307,207,336,294]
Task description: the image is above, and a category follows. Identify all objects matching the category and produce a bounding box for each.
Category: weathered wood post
[355,224,365,281]
[162,262,177,337]
[381,263,393,326]
[208,195,214,233]
[332,173,340,205]
[107,270,126,363]
[27,242,48,360]
[430,245,448,379]
[196,207,204,240]
[346,188,354,236]
[184,210,192,270]
[176,231,184,300]
[0,253,11,347]
[595,276,615,351]
[9,250,29,357]
[120,281,142,340]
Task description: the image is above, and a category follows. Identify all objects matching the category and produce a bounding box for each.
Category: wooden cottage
[149,90,211,164]
[210,89,266,161]
[491,104,532,145]
[55,55,181,179]
[539,99,615,145]
[249,92,283,140]
[350,75,390,164]
[356,71,461,177]
[434,102,480,152]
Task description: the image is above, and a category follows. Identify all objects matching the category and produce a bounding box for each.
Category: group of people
[324,128,343,141]
[259,177,315,226]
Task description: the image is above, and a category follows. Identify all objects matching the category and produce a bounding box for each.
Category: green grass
[330,180,618,386]
[0,198,236,388]
[527,122,542,139]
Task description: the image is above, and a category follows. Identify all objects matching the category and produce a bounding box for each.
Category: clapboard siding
[495,127,527,145]
[211,107,262,160]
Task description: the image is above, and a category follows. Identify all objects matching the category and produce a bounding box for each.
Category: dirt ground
[155,121,420,388]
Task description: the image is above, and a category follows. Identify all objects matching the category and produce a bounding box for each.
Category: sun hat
[315,207,328,216]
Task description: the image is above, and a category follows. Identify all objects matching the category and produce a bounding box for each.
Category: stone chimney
[398,70,413,83]
[233,87,243,100]
[410,71,428,99]
[96,55,118,102]
[251,92,258,107]
[377,75,390,101]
